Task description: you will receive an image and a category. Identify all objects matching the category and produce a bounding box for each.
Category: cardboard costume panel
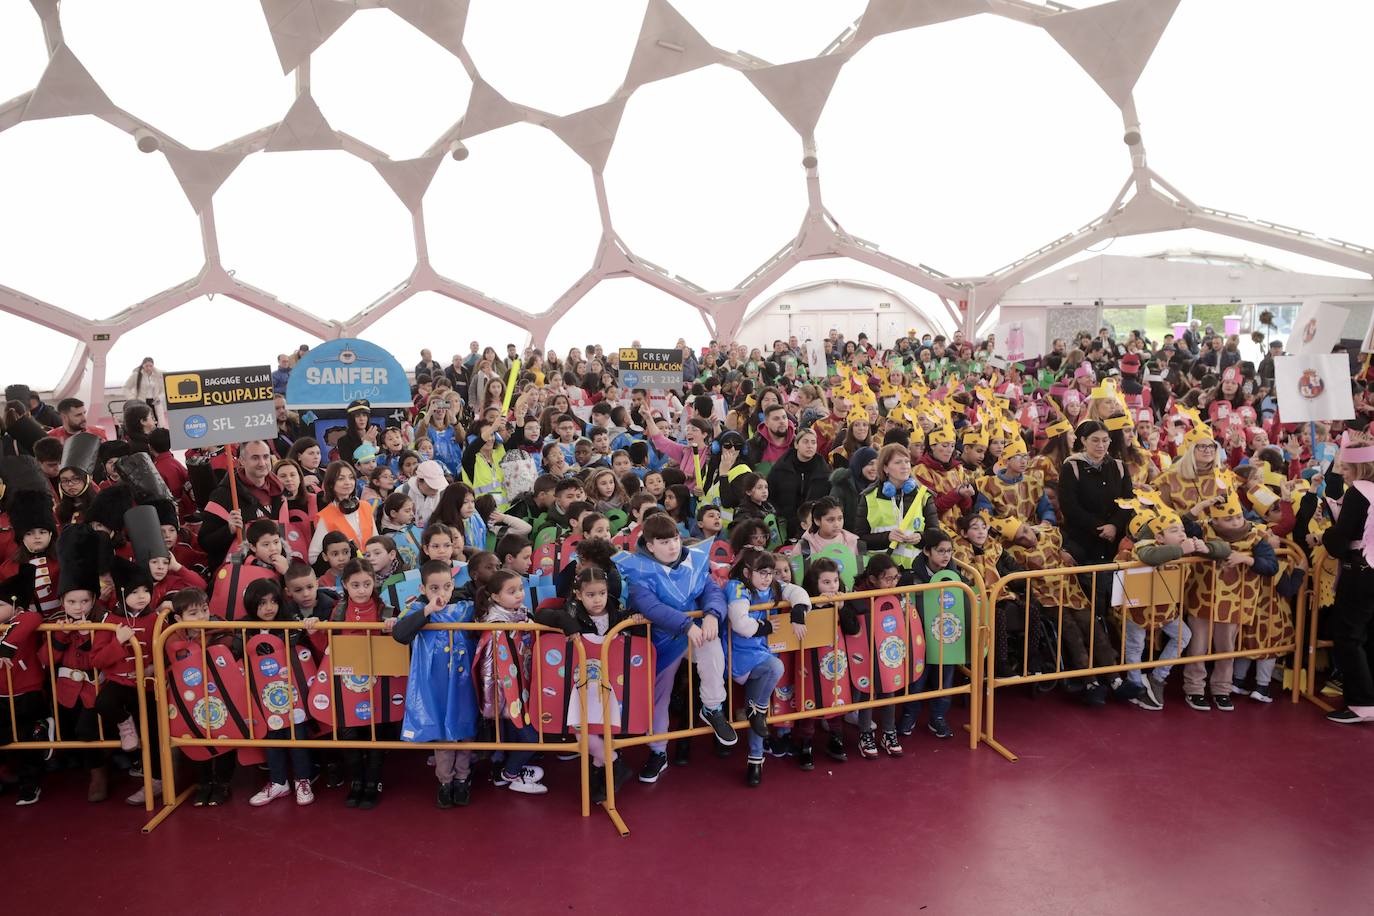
[164,641,262,760]
[244,634,319,732]
[209,560,279,620]
[921,571,968,666]
[308,642,409,729]
[534,630,654,737]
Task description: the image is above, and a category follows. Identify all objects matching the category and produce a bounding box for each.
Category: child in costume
[317,530,355,590]
[615,513,733,785]
[393,560,480,809]
[913,425,979,531]
[8,490,60,615]
[165,588,242,807]
[40,562,106,802]
[979,436,1053,525]
[474,569,547,795]
[378,492,424,569]
[330,559,399,808]
[1114,496,1228,711]
[243,578,319,807]
[1181,490,1278,712]
[842,553,904,758]
[954,511,1035,680]
[0,566,45,805]
[724,547,810,787]
[900,529,969,740]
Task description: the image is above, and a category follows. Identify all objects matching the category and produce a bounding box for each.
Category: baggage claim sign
[164,366,276,450]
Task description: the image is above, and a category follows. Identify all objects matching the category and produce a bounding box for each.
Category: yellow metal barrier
[1299,546,1338,712]
[0,622,155,811]
[981,544,1307,762]
[596,578,983,836]
[145,618,591,832]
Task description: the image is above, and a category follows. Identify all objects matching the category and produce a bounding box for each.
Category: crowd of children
[0,323,1366,812]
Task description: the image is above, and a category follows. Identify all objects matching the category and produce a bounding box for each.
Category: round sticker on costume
[297,648,311,662]
[542,686,557,696]
[267,714,284,730]
[214,654,227,667]
[205,682,217,693]
[630,654,643,668]
[497,644,509,661]
[264,682,291,714]
[856,675,870,689]
[940,591,956,611]
[541,711,553,725]
[181,667,203,687]
[507,663,518,678]
[586,661,601,683]
[293,708,307,724]
[879,636,905,668]
[509,698,522,719]
[932,612,963,645]
[881,615,898,634]
[312,693,329,711]
[192,697,227,731]
[183,415,208,440]
[287,530,300,542]
[391,693,404,706]
[259,657,280,678]
[355,701,372,721]
[544,648,563,667]
[182,689,195,702]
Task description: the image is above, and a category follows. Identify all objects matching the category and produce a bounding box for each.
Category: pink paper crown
[1338,431,1374,464]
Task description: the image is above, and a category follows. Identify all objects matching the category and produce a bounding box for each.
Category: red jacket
[48,426,107,443]
[90,607,159,687]
[154,450,196,520]
[0,611,45,696]
[152,566,207,608]
[39,623,99,708]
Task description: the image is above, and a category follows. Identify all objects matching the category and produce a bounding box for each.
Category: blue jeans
[266,721,312,785]
[1123,618,1190,686]
[499,720,538,777]
[737,656,783,759]
[903,664,955,723]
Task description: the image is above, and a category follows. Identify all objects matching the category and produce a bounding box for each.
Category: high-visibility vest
[318,502,375,548]
[463,446,508,508]
[706,463,752,524]
[863,485,932,568]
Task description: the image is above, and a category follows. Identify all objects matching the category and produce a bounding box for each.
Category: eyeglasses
[1194,443,1218,451]
[752,568,776,578]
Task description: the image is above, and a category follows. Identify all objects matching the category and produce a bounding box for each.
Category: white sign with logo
[1274,353,1354,423]
[1287,300,1348,356]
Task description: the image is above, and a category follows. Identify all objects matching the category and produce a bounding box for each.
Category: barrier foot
[141,783,197,834]
[602,802,630,837]
[983,735,1018,762]
[1301,693,1336,714]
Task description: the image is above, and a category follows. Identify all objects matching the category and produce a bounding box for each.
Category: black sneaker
[767,733,794,758]
[612,760,633,793]
[1081,683,1107,707]
[638,751,669,784]
[1185,694,1210,712]
[879,731,904,757]
[928,718,953,739]
[1213,694,1234,712]
[590,765,608,805]
[208,783,230,807]
[344,780,364,808]
[745,759,763,788]
[857,730,878,759]
[324,763,345,789]
[1131,690,1163,712]
[897,712,917,737]
[1111,678,1144,702]
[714,739,732,758]
[15,785,40,807]
[746,704,770,739]
[797,741,814,771]
[32,718,55,761]
[192,782,214,808]
[824,733,847,762]
[436,781,454,809]
[358,782,381,810]
[673,738,691,766]
[1326,709,1374,724]
[451,777,472,807]
[699,706,738,745]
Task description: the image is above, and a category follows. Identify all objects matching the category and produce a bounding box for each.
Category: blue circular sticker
[183,415,208,439]
[630,654,643,668]
[881,615,898,634]
[941,591,956,610]
[181,667,203,687]
[544,648,563,667]
[354,701,372,721]
[259,657,280,677]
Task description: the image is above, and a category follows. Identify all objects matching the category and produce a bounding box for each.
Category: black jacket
[199,476,284,573]
[766,449,831,541]
[1057,454,1134,555]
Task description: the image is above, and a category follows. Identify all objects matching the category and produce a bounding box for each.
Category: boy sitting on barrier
[1114,497,1229,711]
[615,512,732,785]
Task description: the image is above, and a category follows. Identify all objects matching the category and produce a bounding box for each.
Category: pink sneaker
[294,779,315,806]
[249,782,291,807]
[117,717,139,752]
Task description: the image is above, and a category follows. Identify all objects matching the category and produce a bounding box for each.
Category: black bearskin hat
[60,432,101,476]
[97,440,132,468]
[56,525,106,596]
[114,452,173,505]
[110,555,154,598]
[0,564,35,610]
[8,489,56,537]
[0,456,49,508]
[153,499,178,528]
[124,505,170,566]
[6,414,46,454]
[86,484,134,533]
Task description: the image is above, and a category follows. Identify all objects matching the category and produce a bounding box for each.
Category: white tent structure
[737,277,950,350]
[1,0,1371,421]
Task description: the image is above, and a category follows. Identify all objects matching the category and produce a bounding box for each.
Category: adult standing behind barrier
[199,441,284,573]
[1321,430,1374,724]
[767,428,831,542]
[853,444,939,575]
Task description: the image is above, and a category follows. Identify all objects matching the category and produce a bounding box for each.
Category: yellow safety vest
[863,485,932,568]
[463,446,508,509]
[707,463,752,525]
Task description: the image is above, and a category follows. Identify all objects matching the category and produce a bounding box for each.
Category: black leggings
[0,691,47,792]
[339,722,401,785]
[57,704,104,769]
[94,682,161,778]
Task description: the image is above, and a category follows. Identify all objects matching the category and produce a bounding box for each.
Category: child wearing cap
[1114,496,1229,711]
[980,435,1053,525]
[1180,490,1278,712]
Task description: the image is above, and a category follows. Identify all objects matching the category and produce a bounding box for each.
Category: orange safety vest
[317,502,375,548]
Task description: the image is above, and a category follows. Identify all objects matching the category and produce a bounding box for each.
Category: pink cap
[1338,430,1374,464]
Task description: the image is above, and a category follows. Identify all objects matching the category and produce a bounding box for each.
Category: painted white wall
[737,279,949,351]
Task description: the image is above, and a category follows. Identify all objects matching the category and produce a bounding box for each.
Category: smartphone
[432,399,449,411]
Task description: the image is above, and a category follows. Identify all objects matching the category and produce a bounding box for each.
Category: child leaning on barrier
[392,560,479,810]
[899,528,967,742]
[840,553,904,760]
[614,512,733,786]
[1114,496,1229,712]
[724,547,811,788]
[474,569,547,795]
[165,588,241,808]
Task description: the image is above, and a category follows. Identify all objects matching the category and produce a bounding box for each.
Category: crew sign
[164,366,275,450]
[618,348,683,390]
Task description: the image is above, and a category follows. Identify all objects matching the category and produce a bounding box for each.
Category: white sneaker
[294,779,315,806]
[249,782,291,807]
[1250,687,1274,704]
[126,778,161,806]
[493,764,543,787]
[117,717,140,752]
[1230,684,1248,696]
[504,767,548,795]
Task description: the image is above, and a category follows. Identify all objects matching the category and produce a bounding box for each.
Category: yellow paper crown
[1045,418,1073,438]
[1103,413,1131,431]
[928,425,956,445]
[984,512,1024,542]
[962,427,989,448]
[1117,495,1183,540]
[1000,435,1028,460]
[1209,490,1244,519]
[846,404,870,424]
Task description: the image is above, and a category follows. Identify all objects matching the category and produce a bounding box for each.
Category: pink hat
[1338,431,1374,464]
[413,460,448,491]
[1074,364,1095,380]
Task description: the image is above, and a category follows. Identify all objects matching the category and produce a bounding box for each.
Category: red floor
[8,689,1372,914]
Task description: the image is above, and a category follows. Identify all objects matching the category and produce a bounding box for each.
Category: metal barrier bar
[982,545,1307,762]
[146,618,590,832]
[597,579,982,836]
[0,622,155,812]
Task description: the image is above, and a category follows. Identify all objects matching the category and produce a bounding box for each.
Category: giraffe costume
[981,436,1043,522]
